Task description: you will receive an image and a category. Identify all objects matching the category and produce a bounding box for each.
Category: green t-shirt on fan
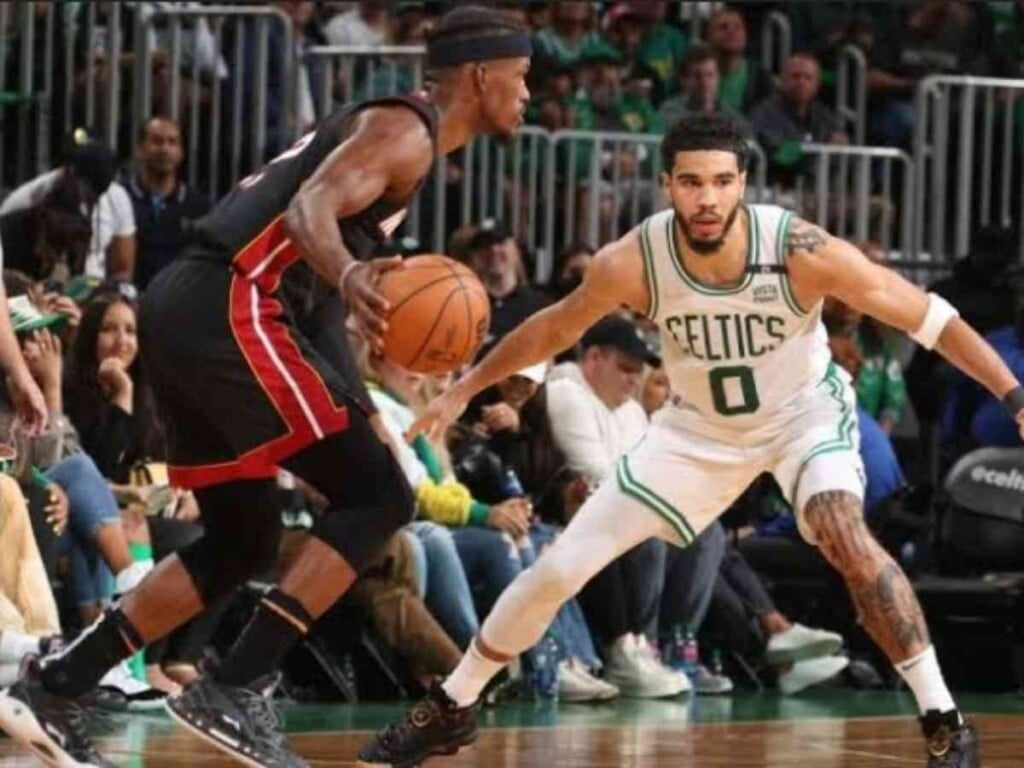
[717,58,749,113]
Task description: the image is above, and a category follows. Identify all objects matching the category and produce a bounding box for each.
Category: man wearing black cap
[546,317,694,699]
[0,6,531,767]
[467,222,549,344]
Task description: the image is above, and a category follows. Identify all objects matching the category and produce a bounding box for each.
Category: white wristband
[338,261,361,296]
[909,292,958,350]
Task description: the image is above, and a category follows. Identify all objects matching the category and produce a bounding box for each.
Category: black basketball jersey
[187,93,439,300]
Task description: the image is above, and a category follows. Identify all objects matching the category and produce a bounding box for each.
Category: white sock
[896,646,958,716]
[114,559,154,595]
[441,639,507,707]
[0,662,20,686]
[0,631,41,664]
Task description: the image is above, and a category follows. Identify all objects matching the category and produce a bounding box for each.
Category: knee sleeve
[179,480,281,605]
[310,456,415,572]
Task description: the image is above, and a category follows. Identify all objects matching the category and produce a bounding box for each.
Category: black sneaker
[0,658,114,768]
[165,673,307,768]
[358,684,478,768]
[921,710,981,767]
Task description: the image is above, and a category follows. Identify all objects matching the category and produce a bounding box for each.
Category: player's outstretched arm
[283,107,433,349]
[786,218,1024,434]
[409,233,649,441]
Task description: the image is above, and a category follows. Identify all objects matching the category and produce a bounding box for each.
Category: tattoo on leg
[805,491,929,661]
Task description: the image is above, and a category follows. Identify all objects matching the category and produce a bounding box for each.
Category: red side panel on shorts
[168,250,349,489]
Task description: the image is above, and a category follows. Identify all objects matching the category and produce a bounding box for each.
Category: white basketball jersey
[639,204,832,435]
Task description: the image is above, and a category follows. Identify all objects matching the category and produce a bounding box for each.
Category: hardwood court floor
[2,692,1023,766]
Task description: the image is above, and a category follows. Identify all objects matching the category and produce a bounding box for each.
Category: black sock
[215,587,313,688]
[40,608,143,697]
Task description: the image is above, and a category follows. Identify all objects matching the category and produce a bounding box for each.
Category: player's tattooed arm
[803,491,929,661]
[785,218,829,256]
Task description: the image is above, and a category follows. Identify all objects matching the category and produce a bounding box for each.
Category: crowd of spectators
[0,0,1022,713]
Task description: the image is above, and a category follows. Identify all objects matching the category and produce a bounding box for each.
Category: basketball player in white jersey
[359,114,1017,768]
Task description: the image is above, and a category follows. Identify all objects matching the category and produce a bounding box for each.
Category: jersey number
[709,365,760,416]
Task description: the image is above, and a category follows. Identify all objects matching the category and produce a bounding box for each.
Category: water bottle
[681,626,700,677]
[529,633,560,702]
[502,468,532,548]
[502,468,525,499]
[709,648,725,678]
[665,624,686,670]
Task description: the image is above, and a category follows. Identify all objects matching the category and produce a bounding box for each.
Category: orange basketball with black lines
[377,254,491,374]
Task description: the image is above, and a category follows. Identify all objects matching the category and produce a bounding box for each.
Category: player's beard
[675,201,742,255]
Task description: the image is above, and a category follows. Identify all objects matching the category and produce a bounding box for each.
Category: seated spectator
[66,287,162,486]
[466,223,549,346]
[533,0,602,70]
[658,44,749,132]
[124,117,211,289]
[0,131,136,281]
[749,52,847,186]
[705,7,774,114]
[455,363,615,702]
[0,175,93,283]
[547,316,701,697]
[364,340,614,701]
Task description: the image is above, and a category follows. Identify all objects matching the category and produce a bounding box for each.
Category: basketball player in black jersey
[0,7,530,768]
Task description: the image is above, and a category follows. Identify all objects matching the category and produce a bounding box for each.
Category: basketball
[377,254,491,374]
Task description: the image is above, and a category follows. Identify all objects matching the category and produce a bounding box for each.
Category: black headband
[426,30,532,69]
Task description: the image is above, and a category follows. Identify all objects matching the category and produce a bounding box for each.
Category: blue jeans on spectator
[529,522,601,669]
[49,453,122,608]
[405,521,479,649]
[451,525,558,672]
[658,521,727,644]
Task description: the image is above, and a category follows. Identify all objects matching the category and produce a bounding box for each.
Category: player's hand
[8,367,48,436]
[486,498,532,539]
[480,403,520,434]
[406,386,471,444]
[340,257,404,353]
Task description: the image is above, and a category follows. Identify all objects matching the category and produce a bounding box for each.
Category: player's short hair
[426,4,530,75]
[660,113,750,172]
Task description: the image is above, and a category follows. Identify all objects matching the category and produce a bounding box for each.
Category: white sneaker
[98,661,167,712]
[765,624,844,666]
[636,635,693,694]
[557,659,620,702]
[604,635,688,698]
[778,655,850,695]
[690,664,734,695]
